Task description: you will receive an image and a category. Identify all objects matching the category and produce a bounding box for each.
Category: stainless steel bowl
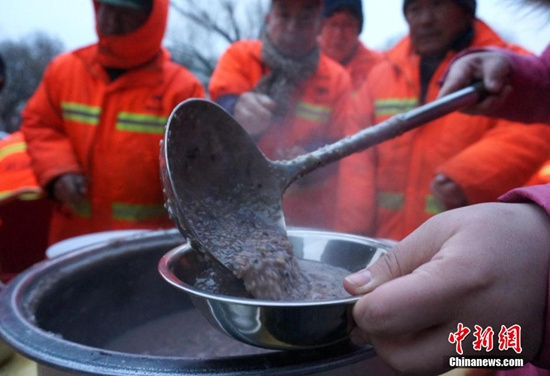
[158,229,391,351]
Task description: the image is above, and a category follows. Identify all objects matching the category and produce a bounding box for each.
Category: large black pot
[0,229,395,376]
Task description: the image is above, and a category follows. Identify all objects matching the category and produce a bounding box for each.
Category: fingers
[343,268,373,295]
[344,215,452,296]
[234,92,276,136]
[53,173,87,204]
[479,53,511,94]
[254,93,277,111]
[72,174,87,196]
[352,258,466,337]
[438,54,481,98]
[346,213,471,336]
[438,52,511,99]
[430,174,468,210]
[462,85,513,116]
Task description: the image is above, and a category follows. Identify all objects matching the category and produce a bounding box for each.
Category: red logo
[449,323,522,354]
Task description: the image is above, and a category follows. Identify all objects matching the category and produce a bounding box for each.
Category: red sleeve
[501,45,550,124]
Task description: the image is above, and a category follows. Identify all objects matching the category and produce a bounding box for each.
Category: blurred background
[0,0,548,133]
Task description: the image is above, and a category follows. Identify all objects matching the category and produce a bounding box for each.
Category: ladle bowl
[159,85,483,298]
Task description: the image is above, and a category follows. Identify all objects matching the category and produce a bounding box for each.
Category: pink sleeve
[499,184,550,214]
[499,45,550,124]
[440,45,550,124]
[500,184,550,368]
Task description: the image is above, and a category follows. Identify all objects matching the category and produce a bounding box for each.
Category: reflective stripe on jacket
[336,20,550,241]
[21,46,205,244]
[0,132,43,202]
[209,40,353,230]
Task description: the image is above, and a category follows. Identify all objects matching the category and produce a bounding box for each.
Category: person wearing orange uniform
[21,0,205,245]
[0,131,51,282]
[209,0,353,230]
[319,0,384,93]
[0,54,51,282]
[336,0,550,241]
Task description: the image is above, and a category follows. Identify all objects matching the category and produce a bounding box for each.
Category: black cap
[95,0,152,12]
[323,0,364,33]
[403,0,476,15]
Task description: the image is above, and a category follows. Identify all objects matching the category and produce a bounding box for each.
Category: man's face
[319,9,360,63]
[404,0,474,57]
[266,0,322,59]
[97,3,149,35]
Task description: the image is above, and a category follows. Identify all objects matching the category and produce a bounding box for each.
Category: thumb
[74,175,88,196]
[344,217,450,295]
[343,247,404,295]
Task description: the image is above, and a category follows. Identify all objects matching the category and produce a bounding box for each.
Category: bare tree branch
[167,0,267,86]
[0,33,63,133]
[170,1,237,44]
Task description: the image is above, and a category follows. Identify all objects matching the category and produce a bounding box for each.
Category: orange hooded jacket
[209,40,353,230]
[336,20,550,241]
[21,0,205,244]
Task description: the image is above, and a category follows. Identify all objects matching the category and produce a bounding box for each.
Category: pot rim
[0,229,375,376]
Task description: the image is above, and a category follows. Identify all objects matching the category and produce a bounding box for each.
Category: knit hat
[403,0,476,15]
[95,0,152,11]
[322,0,364,33]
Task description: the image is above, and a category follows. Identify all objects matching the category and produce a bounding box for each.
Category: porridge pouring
[160,84,484,302]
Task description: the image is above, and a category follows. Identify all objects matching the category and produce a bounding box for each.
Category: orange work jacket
[21,47,205,244]
[0,131,51,282]
[209,40,353,230]
[343,42,384,93]
[0,132,42,202]
[336,20,550,241]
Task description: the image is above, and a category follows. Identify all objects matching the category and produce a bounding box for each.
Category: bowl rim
[158,228,390,307]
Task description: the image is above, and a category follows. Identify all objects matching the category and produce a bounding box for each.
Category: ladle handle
[278,82,486,185]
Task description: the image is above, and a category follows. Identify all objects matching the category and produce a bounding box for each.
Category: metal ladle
[160,84,483,297]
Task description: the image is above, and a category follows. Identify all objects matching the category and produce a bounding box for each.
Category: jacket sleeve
[20,57,83,189]
[208,42,259,101]
[501,45,550,124]
[499,184,550,370]
[0,132,42,202]
[438,117,550,204]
